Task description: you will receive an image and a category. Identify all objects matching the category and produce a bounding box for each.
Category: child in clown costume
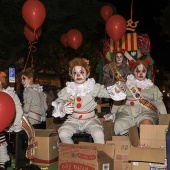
[0,71,23,170]
[21,68,48,129]
[107,59,167,136]
[52,58,124,144]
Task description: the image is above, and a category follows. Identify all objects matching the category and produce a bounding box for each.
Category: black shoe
[5,160,11,168]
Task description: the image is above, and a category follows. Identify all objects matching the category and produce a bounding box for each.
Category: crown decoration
[126,19,139,32]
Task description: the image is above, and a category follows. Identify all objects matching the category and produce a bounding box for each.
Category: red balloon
[22,0,46,30]
[24,24,42,42]
[66,29,83,50]
[60,33,68,47]
[100,5,113,22]
[106,15,127,41]
[0,92,15,131]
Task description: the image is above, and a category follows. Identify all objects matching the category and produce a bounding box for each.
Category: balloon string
[31,40,38,52]
[34,29,39,41]
[23,41,38,72]
[23,43,32,72]
[130,0,134,20]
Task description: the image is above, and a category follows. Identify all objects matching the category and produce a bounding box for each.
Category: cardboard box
[128,125,140,147]
[46,117,62,129]
[79,142,115,159]
[140,124,167,148]
[159,114,170,125]
[103,120,115,141]
[59,143,114,170]
[33,129,59,165]
[129,147,165,164]
[131,162,167,170]
[128,125,167,169]
[106,136,131,170]
[131,162,149,170]
[98,118,115,142]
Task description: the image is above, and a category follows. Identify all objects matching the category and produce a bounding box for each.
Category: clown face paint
[71,66,88,84]
[21,75,31,87]
[134,63,147,81]
[115,53,123,65]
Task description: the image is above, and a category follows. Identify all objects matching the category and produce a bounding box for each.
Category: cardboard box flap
[140,124,167,148]
[106,139,130,155]
[46,118,62,129]
[97,151,113,166]
[35,129,57,137]
[79,142,115,159]
[159,114,170,125]
[129,125,140,147]
[46,118,54,128]
[129,147,165,163]
[112,136,130,141]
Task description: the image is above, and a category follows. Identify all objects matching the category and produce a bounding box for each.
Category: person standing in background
[0,71,23,170]
[21,68,48,129]
[103,52,132,119]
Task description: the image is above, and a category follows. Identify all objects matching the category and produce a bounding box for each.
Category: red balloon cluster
[60,29,83,50]
[24,25,42,42]
[100,5,114,22]
[60,33,68,47]
[106,15,127,42]
[0,92,15,132]
[22,0,46,42]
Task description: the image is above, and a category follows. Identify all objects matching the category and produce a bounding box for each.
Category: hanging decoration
[126,0,139,32]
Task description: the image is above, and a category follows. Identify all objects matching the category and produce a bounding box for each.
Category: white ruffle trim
[24,84,43,92]
[127,74,153,89]
[3,86,15,93]
[66,78,95,96]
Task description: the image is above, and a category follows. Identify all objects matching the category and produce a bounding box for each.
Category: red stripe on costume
[28,116,41,123]
[74,111,93,114]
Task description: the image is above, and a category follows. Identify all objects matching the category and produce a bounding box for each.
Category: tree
[156,1,170,41]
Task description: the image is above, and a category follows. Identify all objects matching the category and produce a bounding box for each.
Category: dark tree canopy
[0,0,169,80]
[0,0,112,72]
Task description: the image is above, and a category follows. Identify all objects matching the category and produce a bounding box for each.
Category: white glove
[107,84,126,101]
[52,101,74,118]
[63,101,74,114]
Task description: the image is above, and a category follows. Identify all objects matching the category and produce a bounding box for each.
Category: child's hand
[64,102,74,114]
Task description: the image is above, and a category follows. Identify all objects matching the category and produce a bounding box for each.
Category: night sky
[106,0,170,70]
